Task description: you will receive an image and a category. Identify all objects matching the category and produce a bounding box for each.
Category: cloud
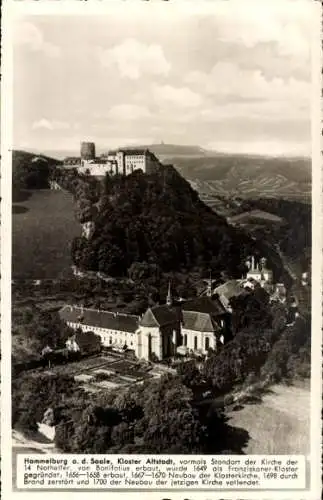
[152,85,202,108]
[186,62,309,102]
[14,22,61,58]
[98,38,170,79]
[214,3,311,59]
[13,9,313,157]
[107,104,151,121]
[32,119,70,131]
[199,99,309,124]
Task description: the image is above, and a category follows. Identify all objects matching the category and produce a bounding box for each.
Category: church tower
[206,271,213,297]
[166,281,173,306]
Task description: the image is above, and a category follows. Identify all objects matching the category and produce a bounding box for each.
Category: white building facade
[59,296,227,361]
[66,146,161,177]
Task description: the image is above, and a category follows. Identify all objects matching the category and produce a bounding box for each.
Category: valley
[169,153,311,205]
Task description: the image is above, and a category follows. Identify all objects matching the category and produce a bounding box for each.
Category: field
[170,155,311,202]
[227,383,310,455]
[12,189,80,279]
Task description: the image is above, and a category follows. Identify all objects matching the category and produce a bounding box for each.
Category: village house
[65,330,102,356]
[246,256,273,284]
[207,279,246,312]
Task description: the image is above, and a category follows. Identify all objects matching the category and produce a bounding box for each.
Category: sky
[12,1,314,157]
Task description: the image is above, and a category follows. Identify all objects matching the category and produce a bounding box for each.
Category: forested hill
[12,150,62,200]
[71,165,256,278]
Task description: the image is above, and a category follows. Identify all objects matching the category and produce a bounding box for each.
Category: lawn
[12,189,80,279]
[227,383,310,455]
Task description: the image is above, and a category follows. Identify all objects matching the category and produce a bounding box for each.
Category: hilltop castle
[64,142,161,177]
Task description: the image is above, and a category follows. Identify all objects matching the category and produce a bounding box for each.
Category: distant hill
[168,155,311,201]
[140,143,207,158]
[13,150,61,167]
[16,145,311,200]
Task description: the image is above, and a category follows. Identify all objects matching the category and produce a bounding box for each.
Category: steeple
[166,281,173,306]
[206,270,213,297]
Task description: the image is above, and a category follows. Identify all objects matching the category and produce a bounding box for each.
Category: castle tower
[166,281,172,307]
[80,142,96,160]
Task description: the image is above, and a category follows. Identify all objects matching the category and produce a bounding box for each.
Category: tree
[176,360,207,394]
[230,288,272,335]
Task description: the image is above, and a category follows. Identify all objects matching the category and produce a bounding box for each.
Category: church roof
[140,305,179,327]
[181,296,226,315]
[59,306,139,333]
[182,311,220,333]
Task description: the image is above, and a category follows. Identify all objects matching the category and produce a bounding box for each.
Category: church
[59,284,229,362]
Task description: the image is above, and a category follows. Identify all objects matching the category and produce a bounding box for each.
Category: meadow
[227,382,310,454]
[12,189,80,279]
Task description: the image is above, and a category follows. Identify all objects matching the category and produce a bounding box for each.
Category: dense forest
[13,370,242,454]
[238,198,311,270]
[204,291,311,392]
[65,166,256,278]
[12,303,74,363]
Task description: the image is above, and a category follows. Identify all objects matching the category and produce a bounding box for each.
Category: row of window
[183,334,210,351]
[103,337,133,347]
[125,155,145,160]
[70,323,211,351]
[81,325,135,336]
